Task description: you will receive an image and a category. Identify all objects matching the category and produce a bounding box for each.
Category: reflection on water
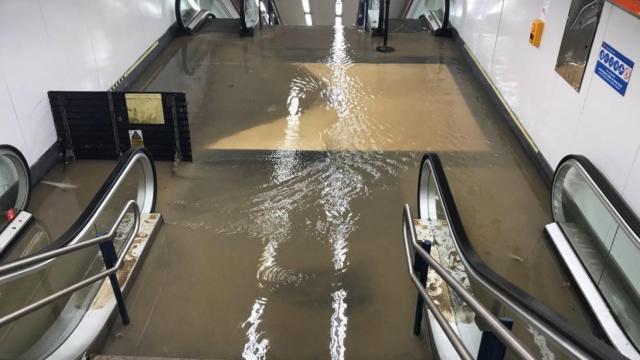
[330,288,348,360]
[527,325,556,360]
[242,297,269,359]
[237,24,413,359]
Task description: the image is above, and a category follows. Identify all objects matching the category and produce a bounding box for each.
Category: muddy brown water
[5,24,597,359]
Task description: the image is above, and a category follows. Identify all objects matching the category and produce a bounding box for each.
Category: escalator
[176,0,216,34]
[403,153,637,359]
[175,0,282,36]
[0,145,32,248]
[0,147,158,360]
[175,0,281,35]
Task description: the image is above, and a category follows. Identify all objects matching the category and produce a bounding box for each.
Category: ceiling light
[335,16,342,26]
[301,0,310,13]
[187,0,201,10]
[335,1,342,16]
[305,13,313,25]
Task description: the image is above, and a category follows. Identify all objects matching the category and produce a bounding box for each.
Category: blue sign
[595,42,634,96]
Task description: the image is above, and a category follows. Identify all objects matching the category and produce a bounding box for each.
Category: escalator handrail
[0,147,156,281]
[418,153,627,360]
[0,200,140,327]
[553,154,640,249]
[552,154,640,357]
[40,147,156,254]
[0,144,31,212]
[175,0,214,34]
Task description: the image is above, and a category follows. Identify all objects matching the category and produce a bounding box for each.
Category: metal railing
[401,204,536,360]
[0,200,141,328]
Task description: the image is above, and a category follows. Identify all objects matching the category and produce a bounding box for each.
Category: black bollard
[376,0,394,52]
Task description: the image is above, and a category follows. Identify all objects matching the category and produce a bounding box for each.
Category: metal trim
[0,211,33,255]
[545,222,640,359]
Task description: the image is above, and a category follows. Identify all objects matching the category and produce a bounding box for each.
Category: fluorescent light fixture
[188,0,201,10]
[335,16,342,26]
[305,13,313,25]
[301,0,311,13]
[335,1,342,16]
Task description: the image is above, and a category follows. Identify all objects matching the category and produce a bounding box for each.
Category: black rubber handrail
[418,153,627,360]
[554,154,640,240]
[0,144,31,210]
[553,154,640,355]
[0,147,157,261]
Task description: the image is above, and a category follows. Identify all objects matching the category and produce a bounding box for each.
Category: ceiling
[272,0,409,26]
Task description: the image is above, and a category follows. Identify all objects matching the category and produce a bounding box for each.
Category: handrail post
[478,317,514,360]
[99,241,130,325]
[413,239,432,335]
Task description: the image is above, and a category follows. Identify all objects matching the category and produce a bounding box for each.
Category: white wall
[0,0,176,166]
[446,0,640,215]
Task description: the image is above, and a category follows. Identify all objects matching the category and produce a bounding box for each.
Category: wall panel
[452,0,640,213]
[0,76,27,157]
[0,0,175,166]
[572,5,640,190]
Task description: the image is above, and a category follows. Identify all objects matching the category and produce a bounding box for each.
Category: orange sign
[610,0,640,15]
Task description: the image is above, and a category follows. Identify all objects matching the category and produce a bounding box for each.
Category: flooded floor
[22,23,595,358]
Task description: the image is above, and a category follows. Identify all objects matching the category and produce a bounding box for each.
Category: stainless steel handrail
[402,204,536,360]
[0,151,154,285]
[0,200,140,327]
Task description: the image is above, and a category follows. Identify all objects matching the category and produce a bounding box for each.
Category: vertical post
[57,95,75,165]
[372,0,385,36]
[169,95,183,174]
[413,240,432,335]
[364,0,369,29]
[376,0,394,52]
[477,317,514,360]
[258,0,263,29]
[99,241,130,325]
[434,0,452,37]
[107,92,122,158]
[239,0,254,37]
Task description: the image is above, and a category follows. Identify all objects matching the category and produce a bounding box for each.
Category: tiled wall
[449,0,640,214]
[0,0,175,165]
